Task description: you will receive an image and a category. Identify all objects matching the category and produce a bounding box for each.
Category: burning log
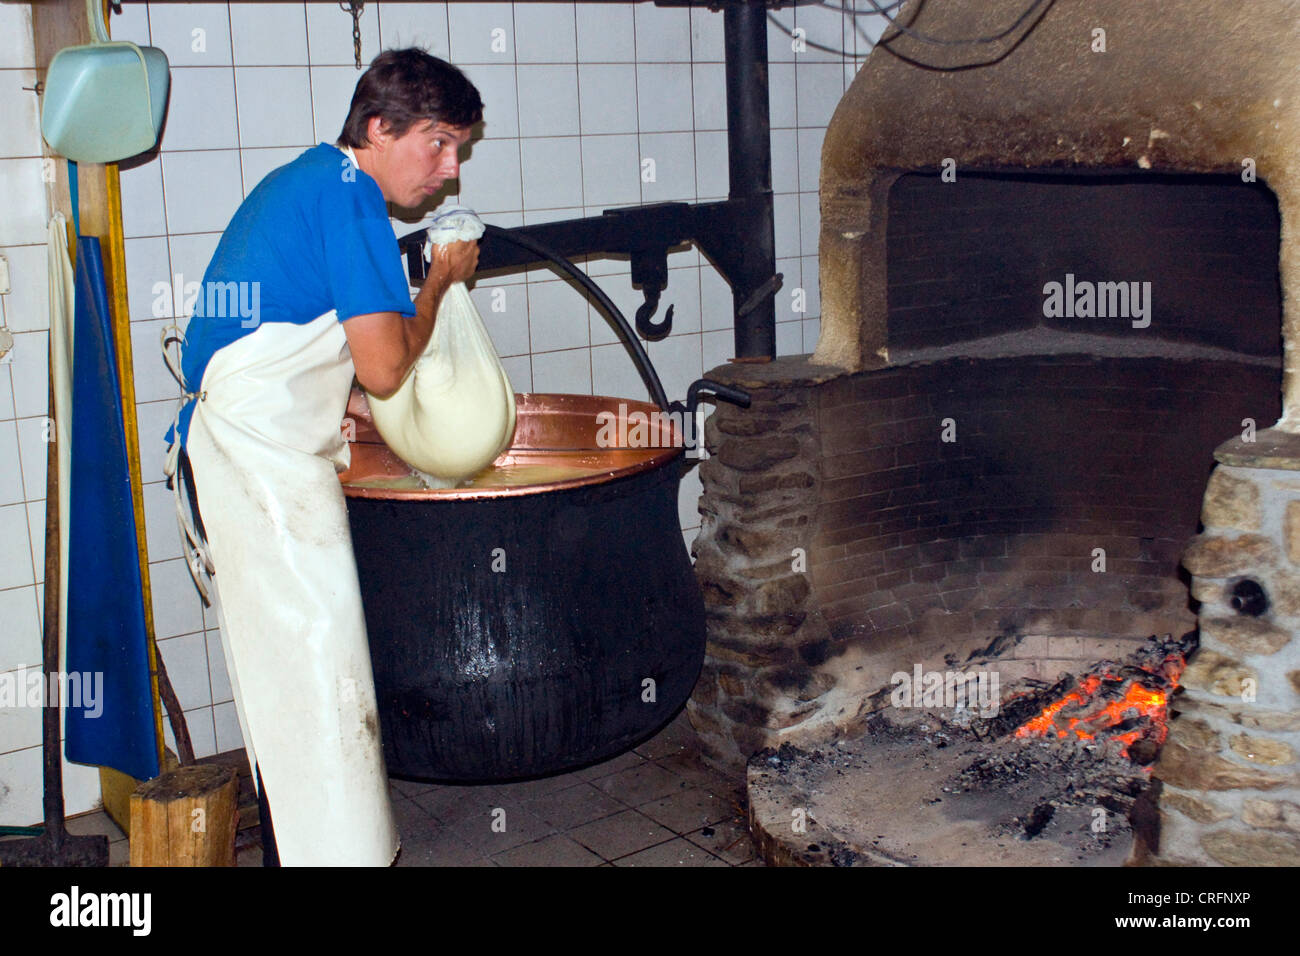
[1012,633,1194,761]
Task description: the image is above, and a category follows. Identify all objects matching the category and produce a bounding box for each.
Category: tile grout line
[565,1,597,393]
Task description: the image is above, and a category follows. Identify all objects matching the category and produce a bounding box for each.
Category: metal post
[724,0,776,360]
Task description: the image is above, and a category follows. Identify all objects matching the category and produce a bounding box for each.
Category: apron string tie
[161,323,214,604]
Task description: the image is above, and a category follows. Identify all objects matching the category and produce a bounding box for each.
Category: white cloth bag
[366,208,516,487]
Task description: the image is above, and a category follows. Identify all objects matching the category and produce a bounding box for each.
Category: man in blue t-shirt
[169,49,482,867]
[175,53,478,444]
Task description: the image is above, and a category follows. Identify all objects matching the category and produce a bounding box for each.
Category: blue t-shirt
[172,143,415,445]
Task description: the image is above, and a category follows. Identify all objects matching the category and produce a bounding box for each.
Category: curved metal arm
[687,378,751,414]
[667,378,751,420]
[480,224,669,410]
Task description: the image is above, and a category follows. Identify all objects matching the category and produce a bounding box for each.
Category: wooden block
[129,764,239,867]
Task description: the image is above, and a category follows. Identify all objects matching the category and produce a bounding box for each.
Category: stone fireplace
[687,0,1300,865]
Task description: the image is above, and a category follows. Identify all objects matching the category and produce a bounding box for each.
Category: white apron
[166,310,399,866]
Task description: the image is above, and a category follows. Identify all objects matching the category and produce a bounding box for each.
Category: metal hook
[635,290,674,340]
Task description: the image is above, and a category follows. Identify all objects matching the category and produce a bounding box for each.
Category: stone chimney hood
[816,0,1300,419]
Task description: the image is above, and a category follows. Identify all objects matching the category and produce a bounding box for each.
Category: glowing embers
[1013,642,1189,762]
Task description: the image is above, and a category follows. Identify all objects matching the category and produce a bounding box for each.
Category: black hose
[479,223,670,411]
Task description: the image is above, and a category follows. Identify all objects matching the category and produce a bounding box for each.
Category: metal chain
[340,1,364,69]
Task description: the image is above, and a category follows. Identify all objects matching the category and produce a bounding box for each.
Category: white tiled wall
[0,0,887,822]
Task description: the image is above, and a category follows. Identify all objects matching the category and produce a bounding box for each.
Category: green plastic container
[41,0,169,163]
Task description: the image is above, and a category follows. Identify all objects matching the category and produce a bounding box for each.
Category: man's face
[367,118,473,209]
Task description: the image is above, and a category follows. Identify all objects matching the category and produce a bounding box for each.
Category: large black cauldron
[341,391,707,782]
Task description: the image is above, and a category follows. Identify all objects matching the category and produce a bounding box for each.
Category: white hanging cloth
[47,213,76,675]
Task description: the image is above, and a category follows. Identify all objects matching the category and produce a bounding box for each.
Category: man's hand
[417,238,479,313]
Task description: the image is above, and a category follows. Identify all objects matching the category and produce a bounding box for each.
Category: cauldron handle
[477,224,671,411]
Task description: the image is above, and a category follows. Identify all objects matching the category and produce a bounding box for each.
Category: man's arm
[342,238,480,398]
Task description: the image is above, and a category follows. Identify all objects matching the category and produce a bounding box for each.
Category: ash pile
[870,630,1195,849]
[747,632,1199,865]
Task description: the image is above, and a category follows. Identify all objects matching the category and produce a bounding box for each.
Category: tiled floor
[51,711,763,867]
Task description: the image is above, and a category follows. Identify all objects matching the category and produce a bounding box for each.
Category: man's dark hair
[339,48,483,147]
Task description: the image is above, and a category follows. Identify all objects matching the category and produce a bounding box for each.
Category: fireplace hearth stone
[747,719,1140,868]
[744,632,1189,867]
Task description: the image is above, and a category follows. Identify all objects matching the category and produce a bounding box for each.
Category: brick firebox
[689,351,1279,769]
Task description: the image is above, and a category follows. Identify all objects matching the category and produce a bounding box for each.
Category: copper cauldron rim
[339,390,688,500]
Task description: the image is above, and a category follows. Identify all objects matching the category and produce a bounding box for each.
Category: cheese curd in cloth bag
[365,208,516,487]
